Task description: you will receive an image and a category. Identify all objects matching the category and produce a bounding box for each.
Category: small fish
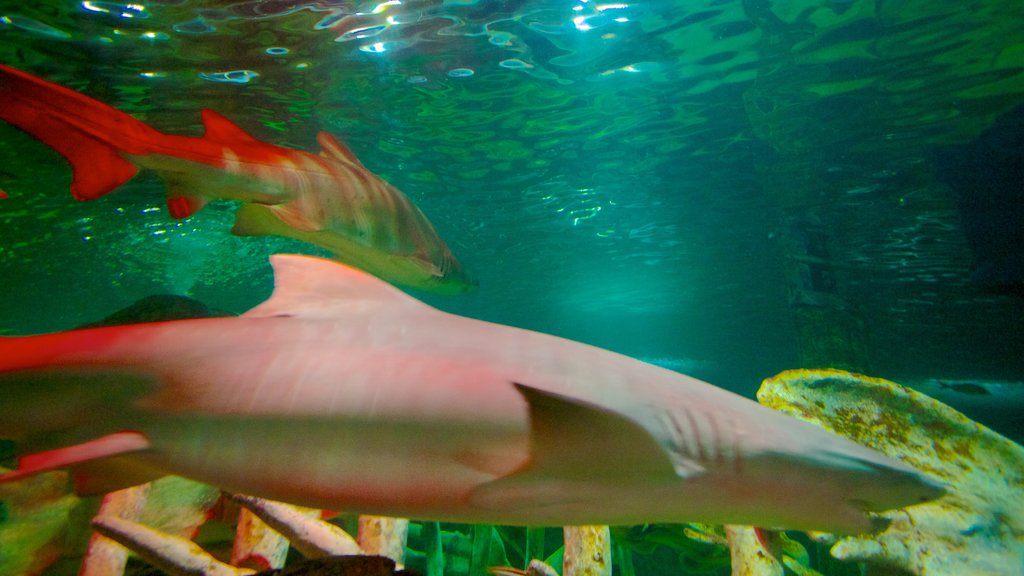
[0,254,943,534]
[0,64,473,294]
[908,378,1024,441]
[938,381,992,396]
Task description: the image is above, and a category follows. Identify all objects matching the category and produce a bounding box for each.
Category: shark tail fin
[0,64,169,201]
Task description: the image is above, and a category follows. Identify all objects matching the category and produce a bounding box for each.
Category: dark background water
[0,2,1021,421]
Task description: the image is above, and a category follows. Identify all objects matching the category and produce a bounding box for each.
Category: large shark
[0,64,472,294]
[0,255,943,533]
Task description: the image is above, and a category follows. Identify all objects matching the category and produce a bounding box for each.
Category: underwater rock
[563,526,610,576]
[230,493,361,559]
[75,294,230,329]
[491,527,608,576]
[91,515,255,576]
[357,516,409,568]
[758,369,1024,575]
[83,490,411,576]
[81,484,152,576]
[233,505,292,571]
[724,526,782,576]
[251,554,420,576]
[0,469,78,576]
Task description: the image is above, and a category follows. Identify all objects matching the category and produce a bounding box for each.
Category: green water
[0,0,1022,574]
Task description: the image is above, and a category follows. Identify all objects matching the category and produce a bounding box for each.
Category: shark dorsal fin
[201,109,259,144]
[317,132,367,169]
[244,254,428,319]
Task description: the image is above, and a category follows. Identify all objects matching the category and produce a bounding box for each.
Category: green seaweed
[524,527,546,570]
[469,525,509,576]
[422,521,445,576]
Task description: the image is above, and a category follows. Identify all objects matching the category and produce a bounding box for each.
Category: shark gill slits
[709,415,737,469]
[660,409,701,462]
[707,413,725,464]
[439,253,452,277]
[658,411,685,457]
[727,418,745,475]
[683,409,707,462]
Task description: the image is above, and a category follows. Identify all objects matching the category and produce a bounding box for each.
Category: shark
[0,64,472,294]
[0,254,943,533]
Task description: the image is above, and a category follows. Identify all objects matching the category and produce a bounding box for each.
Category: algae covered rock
[725,526,782,576]
[0,469,80,576]
[758,369,1024,575]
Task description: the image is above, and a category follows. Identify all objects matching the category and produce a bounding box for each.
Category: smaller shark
[0,255,943,533]
[0,64,472,294]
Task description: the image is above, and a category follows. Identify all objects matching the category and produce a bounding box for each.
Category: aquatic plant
[611,523,730,575]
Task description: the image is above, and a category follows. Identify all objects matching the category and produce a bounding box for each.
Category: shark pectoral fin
[162,175,210,219]
[166,195,208,219]
[264,202,325,233]
[316,132,367,170]
[232,202,320,240]
[0,431,150,485]
[470,383,696,511]
[232,202,278,238]
[511,383,694,479]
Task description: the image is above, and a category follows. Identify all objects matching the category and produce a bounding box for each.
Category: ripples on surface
[0,0,1021,388]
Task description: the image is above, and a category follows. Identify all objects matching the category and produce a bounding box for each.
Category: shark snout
[435,257,478,294]
[844,455,946,513]
[848,477,945,515]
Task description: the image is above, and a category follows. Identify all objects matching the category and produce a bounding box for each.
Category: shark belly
[135,412,530,520]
